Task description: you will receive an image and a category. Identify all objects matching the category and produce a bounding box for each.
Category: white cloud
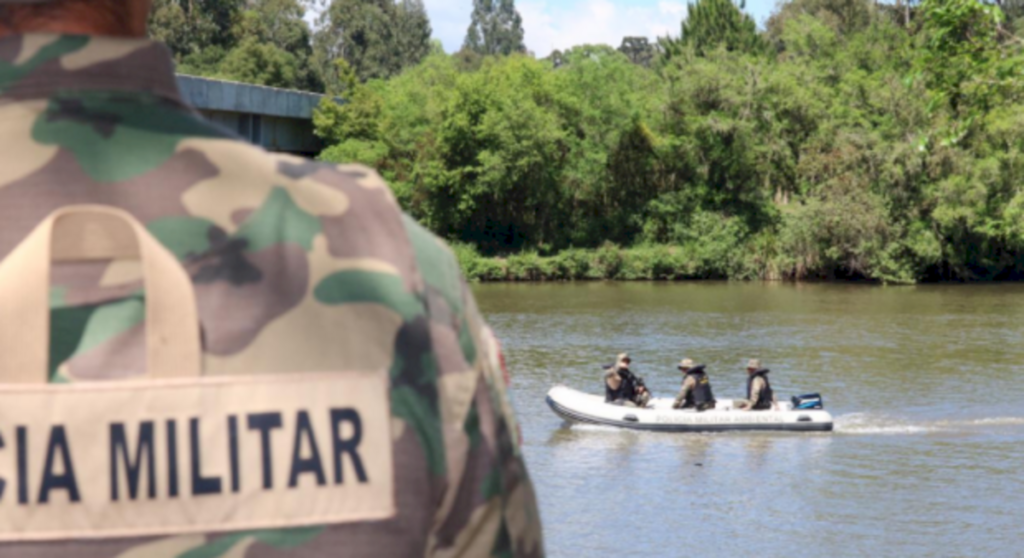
[424,0,474,53]
[518,0,687,57]
[424,0,687,56]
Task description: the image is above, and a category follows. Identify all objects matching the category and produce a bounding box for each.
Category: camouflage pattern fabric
[0,34,543,557]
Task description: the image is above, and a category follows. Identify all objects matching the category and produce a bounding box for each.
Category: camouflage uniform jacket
[672,375,696,409]
[0,34,543,557]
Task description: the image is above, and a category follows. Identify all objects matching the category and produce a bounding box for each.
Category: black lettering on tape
[38,426,80,503]
[110,421,156,501]
[189,418,222,496]
[288,410,326,488]
[228,415,240,493]
[16,427,27,504]
[0,429,5,501]
[330,409,367,484]
[166,419,179,498]
[247,412,283,490]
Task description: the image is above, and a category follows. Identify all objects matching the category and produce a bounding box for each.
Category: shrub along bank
[451,243,781,282]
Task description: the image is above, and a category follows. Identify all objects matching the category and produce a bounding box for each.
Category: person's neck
[0,7,147,39]
[0,26,144,37]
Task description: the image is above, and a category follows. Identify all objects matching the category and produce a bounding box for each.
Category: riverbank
[453,243,779,282]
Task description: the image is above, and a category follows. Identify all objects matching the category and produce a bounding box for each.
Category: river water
[474,282,1024,558]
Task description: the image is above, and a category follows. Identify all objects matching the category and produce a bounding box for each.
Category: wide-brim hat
[746,358,761,369]
[677,358,694,370]
[617,352,631,363]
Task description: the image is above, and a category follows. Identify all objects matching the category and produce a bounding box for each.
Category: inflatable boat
[546,385,833,432]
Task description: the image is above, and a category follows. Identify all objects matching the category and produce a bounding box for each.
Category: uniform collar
[0,33,183,104]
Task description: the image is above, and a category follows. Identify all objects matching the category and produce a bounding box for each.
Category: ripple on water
[835,412,1024,435]
[475,282,1024,558]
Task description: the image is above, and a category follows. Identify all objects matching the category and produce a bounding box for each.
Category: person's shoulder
[168,133,464,291]
[174,139,406,216]
[249,151,465,316]
[155,137,448,300]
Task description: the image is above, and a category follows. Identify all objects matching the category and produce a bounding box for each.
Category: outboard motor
[791,393,824,410]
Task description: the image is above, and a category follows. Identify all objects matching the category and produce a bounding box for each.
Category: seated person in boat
[672,359,716,411]
[734,359,777,411]
[604,353,651,407]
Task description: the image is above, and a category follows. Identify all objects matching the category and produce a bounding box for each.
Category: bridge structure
[176,75,330,156]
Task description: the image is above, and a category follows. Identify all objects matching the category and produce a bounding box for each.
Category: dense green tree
[151,0,323,91]
[309,0,1024,283]
[313,60,384,144]
[216,37,301,88]
[205,0,245,47]
[660,0,764,59]
[546,49,566,69]
[396,0,434,71]
[313,0,396,86]
[919,0,1007,115]
[235,0,310,53]
[997,0,1024,23]
[463,0,526,56]
[766,0,876,41]
[618,37,657,67]
[313,0,434,85]
[224,0,321,90]
[149,0,240,60]
[554,45,665,246]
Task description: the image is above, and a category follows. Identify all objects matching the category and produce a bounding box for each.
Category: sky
[424,0,780,56]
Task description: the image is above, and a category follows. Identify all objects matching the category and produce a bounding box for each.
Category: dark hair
[0,0,134,34]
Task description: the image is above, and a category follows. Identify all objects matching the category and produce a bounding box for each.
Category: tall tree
[217,38,302,88]
[920,0,1007,115]
[395,0,434,71]
[765,0,875,39]
[660,0,764,59]
[314,0,398,86]
[150,0,226,60]
[996,0,1024,28]
[149,0,244,58]
[231,0,323,90]
[205,0,245,48]
[155,0,324,91]
[462,0,526,56]
[618,37,657,67]
[313,0,434,86]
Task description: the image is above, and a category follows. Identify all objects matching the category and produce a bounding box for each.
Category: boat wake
[568,424,624,433]
[835,413,1024,435]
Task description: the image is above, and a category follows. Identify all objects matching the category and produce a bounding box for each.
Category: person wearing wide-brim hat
[735,358,777,411]
[672,358,716,411]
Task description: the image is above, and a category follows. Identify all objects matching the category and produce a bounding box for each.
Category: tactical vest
[0,207,393,544]
[746,370,774,410]
[684,371,715,409]
[618,368,638,400]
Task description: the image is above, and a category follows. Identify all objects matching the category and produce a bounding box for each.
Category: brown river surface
[473,282,1024,557]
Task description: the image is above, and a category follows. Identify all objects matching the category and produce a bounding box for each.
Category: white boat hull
[546,385,833,432]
